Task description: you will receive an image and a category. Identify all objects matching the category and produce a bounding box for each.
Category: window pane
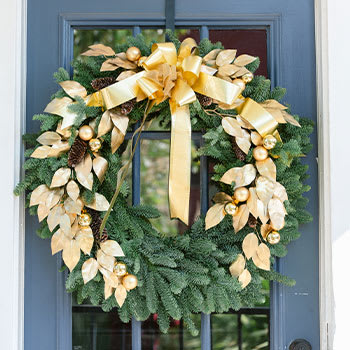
[175,28,200,42]
[72,307,132,350]
[141,28,166,45]
[140,139,200,235]
[209,29,268,77]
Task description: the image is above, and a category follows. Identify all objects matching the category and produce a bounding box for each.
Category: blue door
[25,1,318,349]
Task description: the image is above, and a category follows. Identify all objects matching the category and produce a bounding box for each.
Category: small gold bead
[78,213,92,227]
[267,231,280,245]
[263,135,277,150]
[234,187,250,202]
[89,138,102,152]
[224,202,238,216]
[242,72,254,83]
[253,146,268,161]
[122,274,138,290]
[114,262,127,277]
[78,125,94,141]
[126,46,141,62]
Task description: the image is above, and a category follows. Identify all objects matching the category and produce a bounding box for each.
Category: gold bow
[86,38,245,224]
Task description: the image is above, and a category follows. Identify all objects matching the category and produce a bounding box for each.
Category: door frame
[1,0,336,349]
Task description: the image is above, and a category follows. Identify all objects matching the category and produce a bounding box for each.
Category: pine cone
[91,77,116,91]
[68,138,87,168]
[196,93,213,107]
[86,208,109,242]
[248,214,257,228]
[120,99,136,115]
[231,137,246,161]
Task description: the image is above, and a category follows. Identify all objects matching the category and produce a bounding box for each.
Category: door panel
[26,1,318,349]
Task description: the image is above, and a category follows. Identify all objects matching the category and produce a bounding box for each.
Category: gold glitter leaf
[257,200,269,224]
[81,44,115,57]
[60,214,72,238]
[256,158,276,181]
[59,81,87,99]
[30,184,50,206]
[45,188,64,210]
[110,111,129,135]
[97,249,115,272]
[238,269,251,289]
[97,111,113,138]
[62,239,81,272]
[229,254,245,277]
[81,258,99,284]
[111,127,125,154]
[85,193,110,212]
[222,117,243,138]
[100,240,125,257]
[31,145,51,159]
[37,131,61,146]
[51,229,70,255]
[273,182,288,203]
[212,192,232,204]
[47,141,70,158]
[234,54,257,67]
[66,180,80,201]
[281,111,301,127]
[104,276,114,299]
[64,197,83,215]
[233,204,250,233]
[203,49,222,62]
[47,204,65,231]
[76,226,94,255]
[93,156,108,183]
[252,250,270,271]
[235,129,251,154]
[221,164,256,189]
[100,268,119,288]
[247,188,258,218]
[251,131,263,146]
[242,232,259,259]
[257,243,270,261]
[218,64,241,77]
[115,284,127,307]
[205,203,225,230]
[50,167,71,188]
[268,198,286,230]
[256,176,275,205]
[216,49,237,66]
[117,70,136,81]
[37,203,50,222]
[75,153,92,178]
[44,97,78,129]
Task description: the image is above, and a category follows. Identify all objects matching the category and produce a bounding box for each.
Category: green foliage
[15,32,313,336]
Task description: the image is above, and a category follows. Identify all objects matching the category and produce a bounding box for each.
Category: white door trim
[0,0,26,349]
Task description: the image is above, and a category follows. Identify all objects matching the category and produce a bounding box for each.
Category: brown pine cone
[91,77,116,91]
[231,137,246,161]
[120,99,136,115]
[196,93,213,107]
[86,208,109,242]
[68,138,87,168]
[248,214,257,228]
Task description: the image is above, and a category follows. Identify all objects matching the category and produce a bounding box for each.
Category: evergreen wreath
[15,31,313,335]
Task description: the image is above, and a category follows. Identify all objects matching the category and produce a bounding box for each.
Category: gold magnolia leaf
[66,180,80,201]
[76,171,93,191]
[64,197,83,215]
[100,240,125,257]
[268,198,286,230]
[104,276,114,299]
[203,49,222,62]
[218,64,241,77]
[62,239,81,272]
[252,250,270,271]
[101,57,137,71]
[47,141,70,157]
[281,111,301,127]
[234,54,257,67]
[260,224,271,240]
[50,167,71,188]
[30,184,50,206]
[216,73,232,82]
[216,49,237,66]
[75,153,92,178]
[260,99,287,110]
[36,131,61,146]
[229,254,245,277]
[232,66,251,78]
[44,97,78,130]
[236,115,253,129]
[37,203,50,222]
[205,203,225,230]
[115,284,127,307]
[81,44,115,57]
[233,204,250,233]
[93,156,108,183]
[247,188,258,218]
[256,243,271,262]
[222,117,243,138]
[251,131,263,146]
[59,81,87,99]
[47,204,65,231]
[242,232,259,259]
[51,229,70,255]
[76,226,94,255]
[45,188,64,210]
[200,64,217,75]
[56,121,72,139]
[97,111,113,138]
[255,157,276,181]
[256,176,275,205]
[99,267,119,288]
[111,127,125,154]
[110,111,129,135]
[221,164,256,189]
[85,193,110,211]
[82,258,99,284]
[117,70,136,81]
[265,108,286,124]
[235,129,251,154]
[273,182,288,203]
[97,249,115,272]
[238,269,251,289]
[212,192,232,204]
[31,145,51,159]
[60,214,72,238]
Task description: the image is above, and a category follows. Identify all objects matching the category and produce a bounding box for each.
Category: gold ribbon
[87,38,245,224]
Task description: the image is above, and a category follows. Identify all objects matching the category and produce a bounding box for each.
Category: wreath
[15,31,313,335]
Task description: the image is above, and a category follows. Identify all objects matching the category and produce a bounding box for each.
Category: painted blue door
[25,1,318,349]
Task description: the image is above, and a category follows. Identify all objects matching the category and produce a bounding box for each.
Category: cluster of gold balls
[78,125,102,152]
[252,134,277,161]
[114,261,138,290]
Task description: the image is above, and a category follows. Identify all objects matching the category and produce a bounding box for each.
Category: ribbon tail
[169,102,191,225]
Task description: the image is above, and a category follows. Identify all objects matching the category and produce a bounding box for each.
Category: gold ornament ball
[126,46,141,62]
[242,72,254,83]
[78,213,92,227]
[253,146,268,161]
[114,262,127,277]
[263,134,277,150]
[89,138,102,152]
[224,202,238,216]
[79,125,94,141]
[267,231,281,245]
[234,187,250,202]
[122,274,138,290]
[232,78,246,90]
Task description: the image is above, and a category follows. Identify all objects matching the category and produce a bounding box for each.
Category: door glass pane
[209,29,268,77]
